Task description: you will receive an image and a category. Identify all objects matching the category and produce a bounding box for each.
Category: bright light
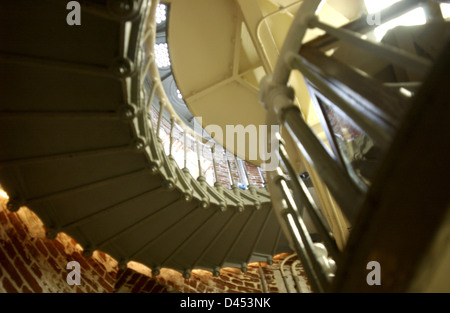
[441,3,450,19]
[364,0,401,14]
[154,43,171,68]
[176,89,183,99]
[364,0,426,41]
[156,3,167,24]
[0,189,9,199]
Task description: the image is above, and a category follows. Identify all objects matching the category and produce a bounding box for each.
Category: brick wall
[0,190,309,293]
[0,193,175,293]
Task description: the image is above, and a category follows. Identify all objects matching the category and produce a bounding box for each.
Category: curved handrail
[140,0,267,192]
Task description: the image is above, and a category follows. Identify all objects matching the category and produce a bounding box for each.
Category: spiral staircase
[1,0,449,292]
[0,0,292,279]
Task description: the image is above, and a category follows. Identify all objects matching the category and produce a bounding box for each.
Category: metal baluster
[224,149,235,188]
[211,144,219,185]
[183,130,187,170]
[241,160,250,188]
[196,140,202,177]
[169,117,174,157]
[257,166,267,188]
[233,155,245,189]
[156,101,164,139]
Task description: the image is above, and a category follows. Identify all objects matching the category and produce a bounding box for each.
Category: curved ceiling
[165,0,362,165]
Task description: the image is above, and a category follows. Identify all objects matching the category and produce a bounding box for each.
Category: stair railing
[259,0,435,292]
[138,0,267,212]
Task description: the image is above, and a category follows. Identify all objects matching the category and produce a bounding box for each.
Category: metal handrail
[259,0,433,292]
[140,0,264,192]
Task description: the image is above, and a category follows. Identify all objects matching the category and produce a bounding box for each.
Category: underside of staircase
[0,0,289,278]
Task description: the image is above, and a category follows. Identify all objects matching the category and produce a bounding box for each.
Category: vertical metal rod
[211,145,219,184]
[145,82,157,111]
[169,118,174,157]
[233,155,245,186]
[224,149,235,187]
[240,158,251,187]
[257,166,267,187]
[156,101,164,138]
[196,140,203,177]
[183,130,187,169]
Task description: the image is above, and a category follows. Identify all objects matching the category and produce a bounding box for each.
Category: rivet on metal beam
[118,103,137,120]
[111,57,135,77]
[118,259,129,270]
[183,269,191,279]
[183,193,193,202]
[132,136,147,151]
[152,266,161,276]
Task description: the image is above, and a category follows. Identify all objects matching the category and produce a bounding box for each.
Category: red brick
[97,275,113,292]
[269,287,279,292]
[90,261,106,278]
[47,256,61,272]
[126,272,141,286]
[114,269,131,290]
[8,214,28,240]
[219,275,230,282]
[0,253,23,288]
[22,285,33,293]
[189,279,198,289]
[0,240,16,259]
[0,211,8,225]
[131,276,148,293]
[238,286,253,292]
[9,236,32,263]
[24,242,41,259]
[71,252,90,270]
[151,284,165,293]
[45,241,60,258]
[223,282,238,290]
[197,283,207,292]
[35,240,49,257]
[30,263,42,278]
[81,273,98,291]
[244,281,256,288]
[52,239,67,255]
[103,271,117,286]
[231,279,244,286]
[142,279,156,292]
[2,276,19,293]
[14,258,42,293]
